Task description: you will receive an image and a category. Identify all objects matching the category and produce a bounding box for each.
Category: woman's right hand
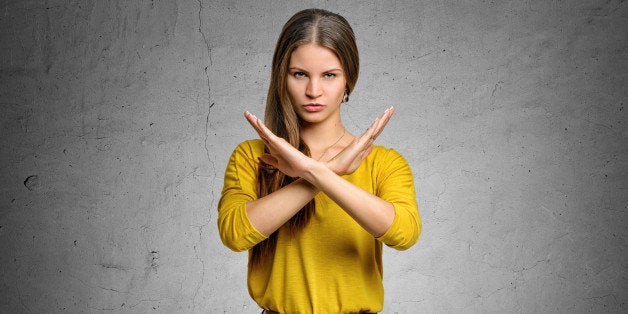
[327,107,394,176]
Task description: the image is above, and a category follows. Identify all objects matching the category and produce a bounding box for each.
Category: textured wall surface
[1,0,626,313]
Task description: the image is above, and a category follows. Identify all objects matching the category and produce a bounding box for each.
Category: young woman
[218,8,421,313]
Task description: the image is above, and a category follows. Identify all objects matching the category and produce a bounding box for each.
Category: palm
[244,112,314,178]
[260,137,312,178]
[327,107,394,175]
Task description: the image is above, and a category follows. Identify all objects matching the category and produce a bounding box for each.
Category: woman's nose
[305,79,322,98]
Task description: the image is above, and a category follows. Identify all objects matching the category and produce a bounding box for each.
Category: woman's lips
[303,103,325,112]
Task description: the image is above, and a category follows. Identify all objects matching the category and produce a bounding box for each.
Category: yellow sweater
[218,139,421,313]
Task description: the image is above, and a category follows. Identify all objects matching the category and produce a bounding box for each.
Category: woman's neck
[300,120,347,152]
[299,118,354,162]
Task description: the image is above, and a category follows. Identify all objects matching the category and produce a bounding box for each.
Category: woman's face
[286,43,347,126]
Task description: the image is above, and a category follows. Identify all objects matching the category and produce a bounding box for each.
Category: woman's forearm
[302,161,395,237]
[245,178,319,236]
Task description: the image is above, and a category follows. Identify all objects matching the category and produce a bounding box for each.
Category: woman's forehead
[289,43,342,71]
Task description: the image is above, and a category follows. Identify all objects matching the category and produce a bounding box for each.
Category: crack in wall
[197,11,212,172]
[190,225,207,313]
[197,0,216,212]
[193,1,212,312]
[68,273,132,294]
[123,297,180,311]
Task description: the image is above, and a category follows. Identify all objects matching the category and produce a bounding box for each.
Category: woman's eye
[324,73,336,79]
[293,72,306,78]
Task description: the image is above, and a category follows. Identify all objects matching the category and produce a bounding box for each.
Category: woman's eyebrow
[288,66,343,72]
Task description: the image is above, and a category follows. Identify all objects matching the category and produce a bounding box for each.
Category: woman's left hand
[244,111,314,178]
[326,107,394,176]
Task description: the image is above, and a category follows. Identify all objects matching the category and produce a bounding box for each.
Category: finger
[372,106,394,139]
[245,111,279,146]
[362,142,374,157]
[358,113,382,140]
[244,111,267,139]
[356,106,394,149]
[361,115,382,144]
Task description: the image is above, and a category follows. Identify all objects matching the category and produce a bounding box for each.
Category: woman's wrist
[294,177,320,194]
[301,159,335,189]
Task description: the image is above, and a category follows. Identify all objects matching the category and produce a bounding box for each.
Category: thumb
[258,154,278,168]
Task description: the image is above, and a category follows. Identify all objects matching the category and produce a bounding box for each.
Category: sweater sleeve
[217,140,268,252]
[374,148,421,250]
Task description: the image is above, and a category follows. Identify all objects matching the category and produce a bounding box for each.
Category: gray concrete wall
[1,0,626,312]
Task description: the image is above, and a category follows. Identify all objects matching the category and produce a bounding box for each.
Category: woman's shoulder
[370,144,405,160]
[368,144,411,169]
[231,139,265,157]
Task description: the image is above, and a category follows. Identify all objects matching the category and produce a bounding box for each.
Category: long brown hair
[251,8,360,264]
